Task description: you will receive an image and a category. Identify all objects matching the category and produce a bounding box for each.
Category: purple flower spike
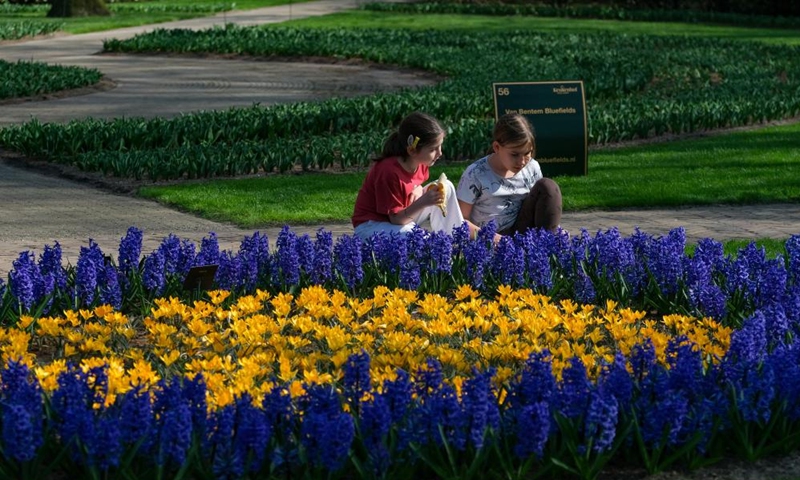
[39,242,67,291]
[153,380,192,468]
[359,393,391,475]
[300,384,355,471]
[492,236,524,286]
[195,232,220,267]
[311,229,333,285]
[584,388,618,454]
[333,235,363,291]
[787,234,800,284]
[0,362,44,462]
[118,227,143,276]
[343,350,371,408]
[10,251,40,312]
[142,248,166,295]
[460,368,498,450]
[513,402,550,459]
[276,226,300,287]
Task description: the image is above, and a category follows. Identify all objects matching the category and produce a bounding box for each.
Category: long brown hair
[376,111,445,162]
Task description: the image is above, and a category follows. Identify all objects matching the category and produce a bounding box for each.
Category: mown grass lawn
[139,117,800,224]
[289,10,800,46]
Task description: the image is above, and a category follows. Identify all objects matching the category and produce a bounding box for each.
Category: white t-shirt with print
[456,155,543,232]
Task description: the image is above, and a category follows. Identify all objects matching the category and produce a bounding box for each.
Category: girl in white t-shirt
[456,113,562,242]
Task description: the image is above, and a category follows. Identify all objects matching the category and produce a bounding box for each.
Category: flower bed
[0,59,101,100]
[7,286,730,406]
[2,224,798,328]
[0,293,796,479]
[0,225,799,479]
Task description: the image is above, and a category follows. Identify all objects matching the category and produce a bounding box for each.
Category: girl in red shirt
[352,112,464,239]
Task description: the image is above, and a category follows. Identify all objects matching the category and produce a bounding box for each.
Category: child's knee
[533,177,561,197]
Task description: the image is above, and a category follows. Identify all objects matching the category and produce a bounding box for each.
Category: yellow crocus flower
[6,284,736,406]
[350,298,373,319]
[83,323,112,338]
[559,299,579,315]
[382,331,414,353]
[187,318,212,338]
[454,284,479,301]
[35,316,63,337]
[233,295,263,316]
[93,305,114,319]
[288,381,306,399]
[371,285,391,307]
[451,376,464,398]
[255,289,271,302]
[35,360,67,392]
[126,349,144,362]
[204,332,228,354]
[296,285,329,309]
[324,326,350,352]
[331,350,352,369]
[63,310,81,327]
[603,299,618,314]
[65,331,84,344]
[103,311,128,327]
[278,355,296,383]
[270,293,294,318]
[213,388,235,408]
[3,329,30,353]
[160,350,182,367]
[18,315,35,330]
[303,369,334,385]
[80,337,110,355]
[586,327,605,346]
[208,290,232,306]
[79,357,109,371]
[330,289,347,308]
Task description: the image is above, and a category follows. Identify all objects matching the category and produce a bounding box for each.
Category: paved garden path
[1,0,800,276]
[0,0,428,126]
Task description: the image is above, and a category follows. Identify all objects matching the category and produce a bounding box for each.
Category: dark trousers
[500,177,562,235]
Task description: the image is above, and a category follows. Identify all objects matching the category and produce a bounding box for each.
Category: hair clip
[407,135,420,149]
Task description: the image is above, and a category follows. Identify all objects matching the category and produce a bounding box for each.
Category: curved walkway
[1,0,800,276]
[0,0,432,125]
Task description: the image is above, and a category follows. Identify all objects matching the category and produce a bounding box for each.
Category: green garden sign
[493,81,588,177]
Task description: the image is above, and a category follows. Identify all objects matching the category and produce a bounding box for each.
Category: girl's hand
[419,184,444,207]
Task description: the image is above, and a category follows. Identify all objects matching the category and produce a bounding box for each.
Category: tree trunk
[47,0,110,18]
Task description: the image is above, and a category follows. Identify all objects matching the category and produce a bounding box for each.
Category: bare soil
[613,450,800,480]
